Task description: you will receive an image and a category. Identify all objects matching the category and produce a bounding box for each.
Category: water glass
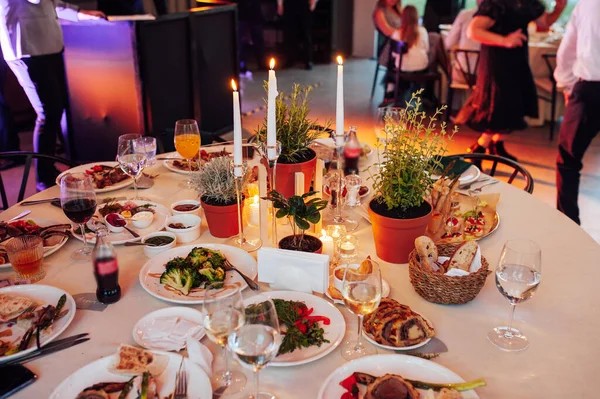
[375,107,401,146]
[6,236,45,282]
[136,136,157,166]
[117,134,147,199]
[488,239,542,352]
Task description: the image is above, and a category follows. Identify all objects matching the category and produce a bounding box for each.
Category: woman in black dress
[455,0,566,161]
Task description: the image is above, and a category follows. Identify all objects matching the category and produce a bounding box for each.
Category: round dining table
[2,154,599,399]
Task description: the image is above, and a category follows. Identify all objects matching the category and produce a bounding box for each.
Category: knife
[20,196,126,206]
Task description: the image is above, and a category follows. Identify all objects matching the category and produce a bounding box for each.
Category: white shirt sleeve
[444,10,465,50]
[554,4,578,92]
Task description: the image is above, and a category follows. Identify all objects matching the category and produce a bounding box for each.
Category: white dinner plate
[432,164,481,185]
[139,244,258,304]
[318,354,480,399]
[55,162,133,193]
[0,218,70,270]
[326,278,390,305]
[363,312,434,351]
[162,147,233,175]
[71,200,170,245]
[0,285,76,364]
[132,307,205,351]
[243,291,345,367]
[49,351,212,399]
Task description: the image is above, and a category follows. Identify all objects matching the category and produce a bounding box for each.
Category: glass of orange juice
[6,235,45,283]
[174,119,201,187]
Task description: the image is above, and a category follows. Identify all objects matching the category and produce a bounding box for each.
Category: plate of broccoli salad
[139,244,258,304]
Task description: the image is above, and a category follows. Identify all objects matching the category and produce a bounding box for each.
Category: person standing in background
[423,0,463,33]
[444,0,482,85]
[0,0,105,191]
[278,0,318,70]
[554,0,600,225]
[0,53,19,170]
[235,0,266,74]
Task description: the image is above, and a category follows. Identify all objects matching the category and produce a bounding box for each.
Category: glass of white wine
[229,299,281,399]
[488,239,542,352]
[202,284,247,394]
[117,134,147,200]
[340,259,382,360]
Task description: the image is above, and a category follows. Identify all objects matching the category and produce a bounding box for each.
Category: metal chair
[446,153,535,194]
[534,53,559,141]
[370,30,391,99]
[446,48,480,122]
[0,151,79,210]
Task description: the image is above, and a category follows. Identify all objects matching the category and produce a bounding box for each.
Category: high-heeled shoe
[466,143,485,169]
[489,141,518,162]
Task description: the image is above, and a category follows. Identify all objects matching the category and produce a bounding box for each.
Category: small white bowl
[104,213,127,233]
[131,211,154,229]
[171,199,201,216]
[165,214,201,243]
[141,232,177,258]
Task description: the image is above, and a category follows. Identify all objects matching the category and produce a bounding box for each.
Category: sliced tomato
[339,375,357,392]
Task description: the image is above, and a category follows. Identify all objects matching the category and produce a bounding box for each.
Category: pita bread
[0,294,36,323]
[109,344,169,376]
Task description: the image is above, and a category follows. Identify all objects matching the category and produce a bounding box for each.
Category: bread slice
[0,294,36,323]
[414,236,438,271]
[109,344,169,376]
[448,241,478,272]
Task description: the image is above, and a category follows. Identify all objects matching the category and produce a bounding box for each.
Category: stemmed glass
[374,107,400,146]
[117,134,147,200]
[488,239,542,352]
[60,173,97,261]
[202,284,247,394]
[229,299,281,399]
[137,136,157,167]
[340,259,382,360]
[323,171,358,232]
[174,119,201,188]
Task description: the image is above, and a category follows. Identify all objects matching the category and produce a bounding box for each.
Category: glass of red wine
[60,172,98,261]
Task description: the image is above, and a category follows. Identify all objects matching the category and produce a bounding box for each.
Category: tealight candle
[249,195,260,227]
[339,234,359,262]
[320,229,335,259]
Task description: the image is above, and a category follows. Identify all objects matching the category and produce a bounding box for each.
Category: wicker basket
[408,243,491,305]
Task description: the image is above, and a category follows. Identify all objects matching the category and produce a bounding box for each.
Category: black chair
[370,30,391,99]
[0,152,79,210]
[534,53,558,141]
[446,48,480,122]
[446,153,535,194]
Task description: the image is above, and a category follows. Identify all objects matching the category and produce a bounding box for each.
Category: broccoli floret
[180,268,195,295]
[160,267,196,295]
[214,267,225,281]
[198,267,225,284]
[187,248,209,269]
[165,256,187,270]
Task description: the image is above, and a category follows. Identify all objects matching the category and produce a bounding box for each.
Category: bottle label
[344,148,361,158]
[96,259,118,276]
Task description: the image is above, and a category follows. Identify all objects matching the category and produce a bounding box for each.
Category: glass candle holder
[338,234,359,264]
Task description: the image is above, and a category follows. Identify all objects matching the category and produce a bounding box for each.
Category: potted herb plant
[262,190,328,253]
[255,83,329,198]
[367,92,455,263]
[193,156,248,238]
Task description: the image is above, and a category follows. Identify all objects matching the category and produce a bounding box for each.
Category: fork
[223,260,260,291]
[174,364,188,399]
[458,176,490,190]
[468,180,499,195]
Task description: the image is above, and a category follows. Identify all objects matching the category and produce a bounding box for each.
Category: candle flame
[321,229,327,237]
[253,195,259,204]
[269,58,275,70]
[231,79,237,91]
[337,55,343,65]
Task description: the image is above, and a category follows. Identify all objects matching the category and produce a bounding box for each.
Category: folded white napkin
[257,247,329,293]
[440,245,482,276]
[141,317,203,352]
[186,337,213,377]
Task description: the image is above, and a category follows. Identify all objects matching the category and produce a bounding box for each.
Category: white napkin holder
[439,245,482,276]
[257,247,329,294]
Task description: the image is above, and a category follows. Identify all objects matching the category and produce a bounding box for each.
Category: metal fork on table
[458,177,490,190]
[174,362,188,399]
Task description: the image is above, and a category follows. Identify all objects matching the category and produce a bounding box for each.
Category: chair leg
[371,65,380,99]
[549,85,557,141]
[19,155,33,203]
[446,86,454,123]
[0,174,7,210]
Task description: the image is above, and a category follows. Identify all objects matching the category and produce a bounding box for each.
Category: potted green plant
[255,83,329,198]
[262,190,328,253]
[193,156,248,238]
[367,91,455,263]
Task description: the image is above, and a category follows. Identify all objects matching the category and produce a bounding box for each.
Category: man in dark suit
[98,0,167,16]
[278,0,318,70]
[423,0,464,33]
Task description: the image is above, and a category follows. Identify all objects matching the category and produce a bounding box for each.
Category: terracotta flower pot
[201,198,240,239]
[278,234,323,254]
[272,149,317,198]
[368,199,433,264]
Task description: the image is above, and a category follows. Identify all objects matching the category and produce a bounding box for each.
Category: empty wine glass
[323,171,358,232]
[60,173,97,261]
[202,284,247,393]
[136,136,157,167]
[117,134,147,199]
[374,107,401,147]
[229,299,281,399]
[488,239,542,352]
[174,119,201,188]
[340,258,382,360]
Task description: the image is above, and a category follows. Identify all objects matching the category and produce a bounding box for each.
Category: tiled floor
[3,58,600,241]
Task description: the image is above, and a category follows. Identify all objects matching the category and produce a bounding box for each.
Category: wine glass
[174,119,201,188]
[322,171,358,232]
[117,134,147,200]
[229,299,281,399]
[374,107,400,147]
[136,136,157,167]
[340,259,382,360]
[488,239,542,352]
[202,284,247,394]
[60,173,97,261]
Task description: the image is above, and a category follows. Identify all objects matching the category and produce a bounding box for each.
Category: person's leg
[489,133,517,161]
[556,81,600,225]
[300,6,313,69]
[283,1,298,67]
[250,22,266,70]
[0,59,19,157]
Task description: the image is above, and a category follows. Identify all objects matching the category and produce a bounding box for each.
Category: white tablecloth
[3,158,600,398]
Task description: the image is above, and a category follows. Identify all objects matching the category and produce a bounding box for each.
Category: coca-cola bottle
[343,126,361,176]
[92,227,121,304]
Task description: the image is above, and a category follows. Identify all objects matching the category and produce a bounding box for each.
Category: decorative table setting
[0,58,600,399]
